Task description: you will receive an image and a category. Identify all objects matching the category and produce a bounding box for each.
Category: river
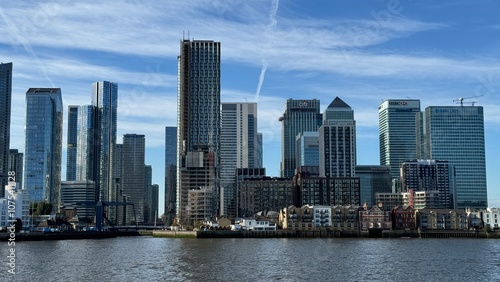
[3,237,500,281]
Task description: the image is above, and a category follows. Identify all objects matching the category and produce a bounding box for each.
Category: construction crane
[453,95,482,106]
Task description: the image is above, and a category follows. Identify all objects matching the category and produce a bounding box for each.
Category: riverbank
[152,229,500,239]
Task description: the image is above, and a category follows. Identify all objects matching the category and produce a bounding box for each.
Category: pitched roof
[327,96,351,109]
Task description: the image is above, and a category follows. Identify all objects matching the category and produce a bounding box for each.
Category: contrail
[255,0,279,102]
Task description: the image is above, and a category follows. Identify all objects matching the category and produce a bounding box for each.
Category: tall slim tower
[24,88,63,209]
[121,134,146,224]
[76,105,95,181]
[421,106,487,208]
[66,105,79,181]
[220,102,260,218]
[176,39,221,224]
[378,99,421,180]
[319,97,356,177]
[164,126,177,225]
[91,81,118,204]
[279,99,322,178]
[0,62,12,195]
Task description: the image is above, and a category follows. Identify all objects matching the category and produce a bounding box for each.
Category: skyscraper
[0,62,12,195]
[319,97,356,177]
[279,99,322,178]
[121,134,146,224]
[144,164,152,223]
[176,39,221,225]
[420,106,487,208]
[164,126,177,225]
[8,149,23,190]
[378,99,421,180]
[24,88,63,209]
[220,102,261,218]
[91,81,117,204]
[66,105,79,181]
[295,132,319,168]
[76,105,95,181]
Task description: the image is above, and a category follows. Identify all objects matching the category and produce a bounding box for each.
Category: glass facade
[66,105,79,181]
[220,103,260,218]
[0,62,12,194]
[319,97,356,178]
[121,134,145,224]
[91,81,118,204]
[177,40,221,223]
[164,126,177,225]
[295,131,319,167]
[76,105,95,181]
[378,99,421,179]
[24,88,63,209]
[422,106,487,208]
[279,99,322,178]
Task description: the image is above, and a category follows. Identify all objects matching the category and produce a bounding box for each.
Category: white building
[482,208,500,229]
[313,206,332,227]
[1,181,30,230]
[237,218,276,231]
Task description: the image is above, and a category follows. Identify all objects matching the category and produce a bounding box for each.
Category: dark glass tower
[0,62,12,195]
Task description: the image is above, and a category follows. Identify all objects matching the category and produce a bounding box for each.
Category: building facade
[121,134,145,224]
[238,177,293,218]
[279,99,322,179]
[419,106,487,209]
[60,180,96,220]
[355,165,392,207]
[319,97,356,178]
[8,149,23,190]
[400,159,454,208]
[24,88,63,209]
[220,102,261,218]
[378,100,421,180]
[176,39,221,225]
[0,62,12,195]
[164,126,177,225]
[66,105,79,181]
[295,131,319,168]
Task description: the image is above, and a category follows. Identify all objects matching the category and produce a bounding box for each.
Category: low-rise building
[0,181,30,230]
[359,205,392,231]
[279,205,315,230]
[237,218,276,231]
[331,205,359,232]
[391,206,416,230]
[482,208,500,229]
[416,209,467,230]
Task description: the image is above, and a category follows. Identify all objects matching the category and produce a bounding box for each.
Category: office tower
[24,88,63,209]
[144,164,152,223]
[8,149,23,190]
[355,165,392,207]
[60,180,95,219]
[75,105,95,181]
[295,132,319,168]
[400,159,454,208]
[0,62,12,195]
[121,134,145,224]
[279,99,322,178]
[220,102,260,218]
[66,105,79,181]
[177,39,221,225]
[378,99,421,179]
[164,126,177,225]
[114,143,124,225]
[319,97,356,177]
[91,81,117,205]
[256,133,263,168]
[420,106,487,208]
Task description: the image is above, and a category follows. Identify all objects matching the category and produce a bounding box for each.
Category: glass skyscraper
[378,99,421,180]
[24,88,63,209]
[176,39,221,224]
[122,134,146,224]
[220,102,261,218]
[164,126,177,226]
[279,99,322,178]
[420,106,487,208]
[66,105,79,181]
[76,105,95,181]
[91,81,118,204]
[0,62,12,195]
[319,97,356,178]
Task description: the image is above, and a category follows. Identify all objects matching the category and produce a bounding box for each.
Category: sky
[1,0,499,214]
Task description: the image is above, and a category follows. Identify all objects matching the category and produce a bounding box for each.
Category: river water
[2,237,500,281]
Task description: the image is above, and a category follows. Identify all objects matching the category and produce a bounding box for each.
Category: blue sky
[1,0,500,214]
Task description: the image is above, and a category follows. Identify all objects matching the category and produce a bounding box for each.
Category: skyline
[1,1,500,214]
